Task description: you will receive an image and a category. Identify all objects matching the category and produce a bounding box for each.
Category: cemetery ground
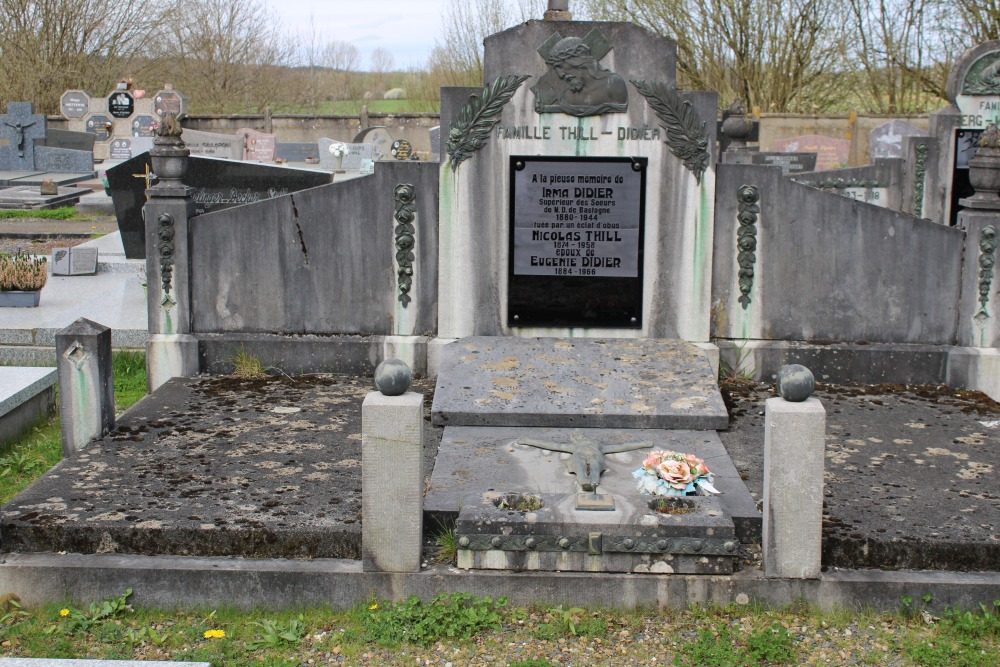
[0,209,118,256]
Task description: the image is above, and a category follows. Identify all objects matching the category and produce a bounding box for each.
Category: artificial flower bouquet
[633,449,719,496]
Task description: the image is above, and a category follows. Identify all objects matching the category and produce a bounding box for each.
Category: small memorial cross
[0,102,46,170]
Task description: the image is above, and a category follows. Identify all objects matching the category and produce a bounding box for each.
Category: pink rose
[657,459,695,490]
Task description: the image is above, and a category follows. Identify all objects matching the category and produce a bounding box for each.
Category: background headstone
[275,142,320,163]
[236,128,277,162]
[868,120,928,160]
[341,143,373,171]
[132,115,158,137]
[181,129,243,160]
[428,125,441,161]
[107,91,134,119]
[390,139,412,160]
[0,102,46,170]
[59,90,91,119]
[109,138,132,160]
[353,126,393,161]
[40,129,95,153]
[733,152,817,175]
[773,134,850,171]
[35,147,94,173]
[153,87,187,119]
[84,113,113,142]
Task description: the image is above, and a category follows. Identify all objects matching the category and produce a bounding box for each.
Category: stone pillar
[361,378,423,573]
[143,112,199,392]
[763,394,826,579]
[956,125,1000,350]
[56,318,114,457]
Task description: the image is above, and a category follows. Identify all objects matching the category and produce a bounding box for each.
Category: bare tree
[153,0,297,113]
[582,0,849,112]
[0,0,166,113]
[431,0,551,87]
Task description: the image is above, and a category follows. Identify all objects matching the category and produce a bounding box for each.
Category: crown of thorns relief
[537,28,613,63]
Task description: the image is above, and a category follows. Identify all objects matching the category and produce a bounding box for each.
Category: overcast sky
[277,0,451,70]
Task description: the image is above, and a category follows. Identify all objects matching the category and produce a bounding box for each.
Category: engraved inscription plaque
[508,156,646,328]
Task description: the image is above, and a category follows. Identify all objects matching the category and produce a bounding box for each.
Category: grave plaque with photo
[391,139,412,160]
[508,156,646,328]
[84,114,113,142]
[110,138,132,159]
[132,115,157,137]
[108,91,134,119]
[153,89,186,118]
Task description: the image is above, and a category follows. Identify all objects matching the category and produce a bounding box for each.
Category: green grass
[0,207,80,220]
[0,350,147,505]
[316,99,440,114]
[1,598,998,665]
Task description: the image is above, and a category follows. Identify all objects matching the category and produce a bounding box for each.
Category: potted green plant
[0,250,48,307]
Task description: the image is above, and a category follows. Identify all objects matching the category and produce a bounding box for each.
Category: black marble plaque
[85,114,113,142]
[107,154,334,259]
[951,129,979,226]
[508,156,646,328]
[108,91,134,119]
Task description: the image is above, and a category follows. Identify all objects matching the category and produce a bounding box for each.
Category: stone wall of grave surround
[187,161,438,337]
[712,162,964,345]
[791,158,905,211]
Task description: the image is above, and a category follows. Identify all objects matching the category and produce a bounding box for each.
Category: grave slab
[455,491,737,573]
[425,425,760,543]
[431,337,728,429]
[0,185,92,209]
[0,171,43,185]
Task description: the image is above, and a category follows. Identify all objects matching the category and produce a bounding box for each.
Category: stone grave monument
[106,152,334,258]
[869,119,928,160]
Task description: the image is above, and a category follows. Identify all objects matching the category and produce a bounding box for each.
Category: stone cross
[0,102,46,170]
[516,429,651,492]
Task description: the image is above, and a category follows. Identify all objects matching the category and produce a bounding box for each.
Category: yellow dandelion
[369,603,378,610]
[203,629,226,639]
[59,608,70,617]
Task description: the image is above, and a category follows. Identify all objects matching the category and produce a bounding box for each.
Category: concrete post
[361,390,424,573]
[56,318,114,457]
[144,112,199,392]
[763,396,826,578]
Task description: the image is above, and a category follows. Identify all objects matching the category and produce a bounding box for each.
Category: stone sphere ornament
[374,358,412,396]
[776,364,815,402]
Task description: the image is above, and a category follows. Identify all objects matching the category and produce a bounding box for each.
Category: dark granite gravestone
[40,128,95,153]
[108,90,135,118]
[59,90,91,119]
[390,139,412,160]
[275,142,320,163]
[869,120,928,160]
[84,113,113,142]
[35,147,94,173]
[153,87,187,118]
[109,138,133,159]
[107,154,333,258]
[132,115,158,137]
[0,103,46,171]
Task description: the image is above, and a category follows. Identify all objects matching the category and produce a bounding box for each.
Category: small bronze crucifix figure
[516,429,651,501]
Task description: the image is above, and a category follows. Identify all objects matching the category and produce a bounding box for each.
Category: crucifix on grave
[0,103,46,170]
[516,429,651,510]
